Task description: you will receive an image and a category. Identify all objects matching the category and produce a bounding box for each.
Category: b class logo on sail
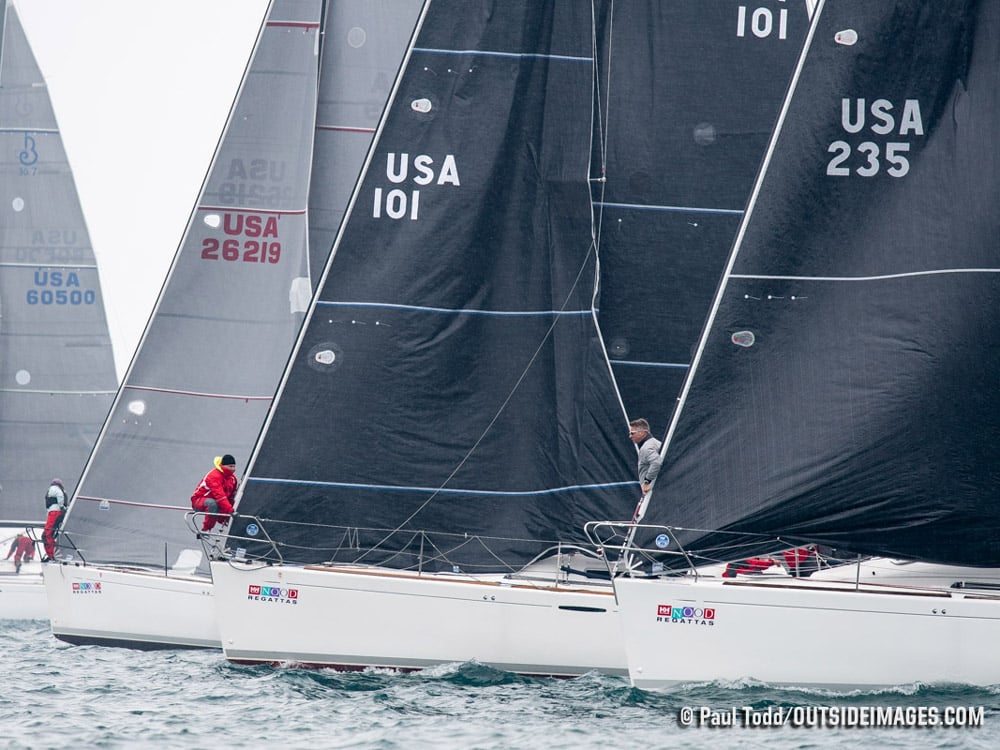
[373,152,460,221]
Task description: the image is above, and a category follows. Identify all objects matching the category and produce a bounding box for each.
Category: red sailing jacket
[190,465,238,514]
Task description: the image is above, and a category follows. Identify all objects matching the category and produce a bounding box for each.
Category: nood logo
[247,584,299,605]
[656,604,715,626]
[72,582,102,594]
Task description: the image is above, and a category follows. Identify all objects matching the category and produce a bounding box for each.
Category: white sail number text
[736,4,789,40]
[373,153,460,221]
[827,98,923,178]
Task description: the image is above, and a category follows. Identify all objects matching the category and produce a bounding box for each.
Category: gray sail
[308,0,424,285]
[57,0,321,570]
[0,0,116,525]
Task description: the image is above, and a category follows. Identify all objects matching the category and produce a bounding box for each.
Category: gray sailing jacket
[637,436,663,485]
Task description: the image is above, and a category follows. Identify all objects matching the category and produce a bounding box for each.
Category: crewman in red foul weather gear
[42,478,67,561]
[190,454,238,532]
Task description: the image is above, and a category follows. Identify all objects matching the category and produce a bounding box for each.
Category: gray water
[2,619,997,749]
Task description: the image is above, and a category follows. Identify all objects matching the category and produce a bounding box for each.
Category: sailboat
[209,0,808,675]
[0,0,117,619]
[41,0,322,647]
[609,0,1000,690]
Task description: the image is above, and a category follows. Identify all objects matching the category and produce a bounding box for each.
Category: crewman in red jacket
[190,454,238,532]
[5,531,36,573]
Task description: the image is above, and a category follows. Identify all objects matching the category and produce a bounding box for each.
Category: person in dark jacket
[190,454,238,532]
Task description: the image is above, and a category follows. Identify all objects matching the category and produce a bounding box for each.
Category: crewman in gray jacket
[628,418,662,495]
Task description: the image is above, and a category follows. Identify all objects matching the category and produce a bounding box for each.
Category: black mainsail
[637,0,1000,567]
[593,0,808,432]
[233,0,636,570]
[0,0,116,525]
[230,0,809,572]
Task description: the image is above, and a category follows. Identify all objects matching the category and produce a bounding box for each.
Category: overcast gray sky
[18,0,270,378]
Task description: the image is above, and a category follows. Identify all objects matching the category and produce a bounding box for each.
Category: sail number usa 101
[827,98,924,178]
[372,152,460,221]
[736,5,789,40]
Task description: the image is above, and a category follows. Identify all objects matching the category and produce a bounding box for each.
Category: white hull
[614,573,1000,690]
[211,560,627,677]
[43,563,219,649]
[0,561,47,620]
[810,558,1000,589]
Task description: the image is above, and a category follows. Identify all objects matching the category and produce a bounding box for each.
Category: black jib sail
[637,0,1000,568]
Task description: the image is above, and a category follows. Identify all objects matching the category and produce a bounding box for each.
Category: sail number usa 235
[827,98,924,178]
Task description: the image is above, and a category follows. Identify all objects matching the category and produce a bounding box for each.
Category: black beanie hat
[221,454,236,466]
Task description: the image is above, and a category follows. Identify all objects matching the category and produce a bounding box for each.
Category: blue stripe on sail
[0,127,58,134]
[733,268,1000,281]
[595,201,744,215]
[413,47,591,63]
[0,262,99,269]
[610,360,689,369]
[247,477,637,496]
[316,300,592,317]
